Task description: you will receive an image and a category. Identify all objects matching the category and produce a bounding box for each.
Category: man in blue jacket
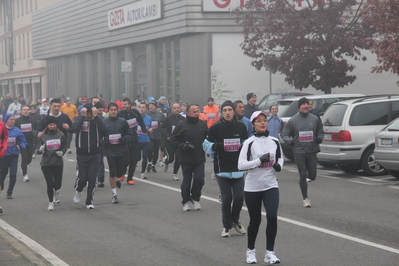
[0,114,27,199]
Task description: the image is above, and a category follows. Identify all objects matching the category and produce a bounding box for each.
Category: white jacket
[238,135,284,192]
[7,102,21,117]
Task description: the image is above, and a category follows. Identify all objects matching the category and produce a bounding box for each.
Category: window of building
[30,0,33,12]
[22,34,25,58]
[18,35,21,59]
[21,0,24,16]
[26,0,28,14]
[0,41,3,64]
[35,0,37,10]
[27,32,30,58]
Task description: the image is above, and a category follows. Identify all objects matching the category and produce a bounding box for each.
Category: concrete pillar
[110,48,119,102]
[146,43,155,98]
[124,46,134,99]
[162,41,168,97]
[85,53,93,97]
[171,39,176,103]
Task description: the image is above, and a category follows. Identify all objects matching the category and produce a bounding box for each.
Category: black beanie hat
[46,116,58,127]
[84,103,93,112]
[298,97,309,108]
[221,100,235,111]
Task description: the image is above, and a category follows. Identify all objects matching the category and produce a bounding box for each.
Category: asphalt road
[0,150,399,266]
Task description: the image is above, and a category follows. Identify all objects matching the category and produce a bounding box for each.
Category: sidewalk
[0,223,51,266]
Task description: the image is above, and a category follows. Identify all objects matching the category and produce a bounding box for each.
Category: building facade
[0,0,61,100]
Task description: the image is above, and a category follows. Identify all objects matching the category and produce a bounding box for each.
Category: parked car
[257,92,312,113]
[374,117,399,179]
[317,95,399,176]
[277,94,365,161]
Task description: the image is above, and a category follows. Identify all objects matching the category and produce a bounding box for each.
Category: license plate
[380,138,393,145]
[324,133,332,141]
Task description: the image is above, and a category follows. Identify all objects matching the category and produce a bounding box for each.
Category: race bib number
[46,139,61,151]
[171,125,175,133]
[151,121,158,129]
[109,134,121,144]
[137,126,144,134]
[127,118,137,128]
[81,121,89,132]
[21,123,32,132]
[223,138,241,152]
[259,154,275,169]
[14,112,20,119]
[299,131,314,142]
[207,113,216,120]
[7,137,16,146]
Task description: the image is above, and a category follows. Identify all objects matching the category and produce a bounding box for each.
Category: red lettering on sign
[213,0,231,8]
[110,9,125,27]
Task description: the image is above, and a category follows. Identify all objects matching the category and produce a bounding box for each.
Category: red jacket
[0,121,9,158]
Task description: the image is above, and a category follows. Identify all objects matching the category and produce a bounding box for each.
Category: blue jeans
[0,155,19,195]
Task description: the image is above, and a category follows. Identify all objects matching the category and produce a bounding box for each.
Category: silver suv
[317,95,399,175]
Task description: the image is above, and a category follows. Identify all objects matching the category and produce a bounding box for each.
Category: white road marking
[0,219,69,266]
[348,180,377,185]
[388,185,399,190]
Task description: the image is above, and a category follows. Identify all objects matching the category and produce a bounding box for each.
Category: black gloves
[181,141,195,151]
[316,138,323,144]
[259,153,270,164]
[273,163,281,172]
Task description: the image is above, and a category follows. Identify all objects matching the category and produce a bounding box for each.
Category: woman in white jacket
[238,111,284,265]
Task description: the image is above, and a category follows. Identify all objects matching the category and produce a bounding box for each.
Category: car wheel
[360,147,388,176]
[318,161,336,168]
[387,170,399,179]
[338,164,360,174]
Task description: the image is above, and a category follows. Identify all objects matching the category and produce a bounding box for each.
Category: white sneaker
[232,222,246,235]
[54,190,61,203]
[264,250,280,264]
[303,198,311,208]
[162,155,167,162]
[86,204,95,209]
[32,154,36,159]
[111,193,119,204]
[182,203,190,211]
[306,178,312,182]
[171,174,179,181]
[158,161,164,167]
[47,202,54,211]
[23,175,29,182]
[140,173,147,179]
[192,200,201,210]
[221,228,231,237]
[67,149,72,154]
[211,173,216,180]
[246,249,257,264]
[73,191,81,204]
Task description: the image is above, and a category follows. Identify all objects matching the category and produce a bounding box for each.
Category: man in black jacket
[161,103,185,181]
[118,97,148,185]
[171,104,208,211]
[15,105,37,182]
[71,103,107,209]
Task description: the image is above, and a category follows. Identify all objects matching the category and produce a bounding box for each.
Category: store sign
[108,0,162,31]
[202,0,327,12]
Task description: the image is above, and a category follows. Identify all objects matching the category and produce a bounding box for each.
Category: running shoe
[171,174,179,181]
[73,191,81,203]
[211,173,216,180]
[127,180,135,185]
[86,204,95,209]
[246,249,257,264]
[116,179,121,188]
[147,164,152,173]
[32,153,36,159]
[264,250,280,264]
[151,166,157,173]
[54,190,61,204]
[23,175,29,182]
[232,222,246,235]
[111,194,119,204]
[306,178,312,182]
[192,200,201,210]
[67,149,72,154]
[218,194,222,203]
[221,228,231,238]
[47,202,54,211]
[6,194,12,199]
[158,161,164,167]
[163,163,168,172]
[140,173,147,179]
[182,203,190,211]
[98,182,104,188]
[119,175,125,182]
[303,198,311,208]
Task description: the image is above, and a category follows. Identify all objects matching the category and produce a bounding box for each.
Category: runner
[0,118,8,213]
[146,101,164,173]
[137,102,153,179]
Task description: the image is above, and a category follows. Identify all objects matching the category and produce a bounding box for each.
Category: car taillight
[331,130,352,142]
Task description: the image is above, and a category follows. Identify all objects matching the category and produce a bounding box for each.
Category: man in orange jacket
[203,97,219,129]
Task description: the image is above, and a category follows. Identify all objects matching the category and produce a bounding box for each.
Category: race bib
[21,123,32,132]
[81,121,89,132]
[14,112,20,119]
[299,131,314,142]
[259,154,275,169]
[151,121,158,129]
[127,118,137,128]
[109,134,121,144]
[137,126,144,134]
[207,113,216,120]
[223,138,241,152]
[7,137,16,146]
[46,139,61,151]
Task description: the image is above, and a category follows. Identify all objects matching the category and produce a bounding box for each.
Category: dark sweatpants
[294,152,317,199]
[75,154,100,205]
[21,145,34,176]
[180,163,205,204]
[164,140,181,175]
[0,155,19,196]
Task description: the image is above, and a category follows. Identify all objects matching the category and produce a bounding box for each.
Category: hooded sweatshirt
[4,114,27,156]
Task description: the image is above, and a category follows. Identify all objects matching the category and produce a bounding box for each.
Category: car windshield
[384,118,399,131]
[322,104,347,126]
[277,100,297,117]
